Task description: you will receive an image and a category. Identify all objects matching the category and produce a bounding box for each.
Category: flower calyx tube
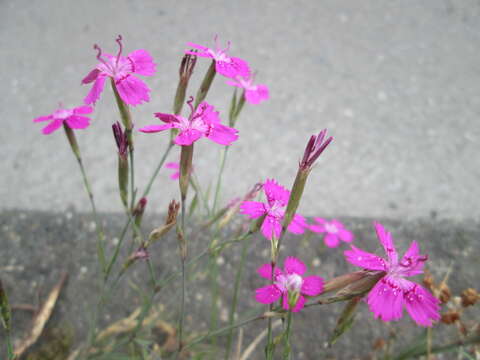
[112,122,129,208]
[174,52,197,115]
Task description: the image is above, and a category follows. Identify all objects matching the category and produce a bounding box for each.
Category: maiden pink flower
[185,35,250,79]
[310,218,353,248]
[139,98,239,146]
[255,256,324,312]
[226,75,269,104]
[240,179,308,240]
[82,35,156,106]
[33,104,93,135]
[344,222,440,327]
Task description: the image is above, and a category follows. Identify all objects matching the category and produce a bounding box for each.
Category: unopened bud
[147,200,180,246]
[461,288,479,307]
[122,245,149,271]
[133,197,147,227]
[194,60,216,109]
[423,271,435,291]
[335,271,386,298]
[299,129,333,171]
[174,52,197,115]
[441,310,460,324]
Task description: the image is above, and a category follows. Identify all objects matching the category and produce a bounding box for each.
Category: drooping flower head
[255,257,324,312]
[139,97,239,146]
[82,35,156,106]
[33,104,93,135]
[240,179,307,240]
[226,75,269,104]
[185,35,250,79]
[310,218,354,248]
[344,222,440,327]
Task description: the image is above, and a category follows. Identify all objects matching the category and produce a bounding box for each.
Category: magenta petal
[344,245,386,271]
[261,215,282,240]
[284,256,306,275]
[309,224,325,233]
[404,283,440,327]
[324,233,340,248]
[174,129,203,145]
[33,115,53,123]
[216,57,251,78]
[197,102,221,123]
[154,112,180,124]
[165,162,179,170]
[84,75,106,105]
[206,123,239,145]
[263,179,290,207]
[287,214,307,234]
[115,75,150,106]
[73,105,93,115]
[42,119,63,135]
[399,241,425,277]
[366,277,405,322]
[257,263,282,280]
[82,68,100,84]
[339,229,354,243]
[139,123,173,133]
[301,276,324,296]
[374,222,398,265]
[65,115,90,130]
[128,49,156,76]
[255,285,282,304]
[239,201,266,219]
[245,84,269,104]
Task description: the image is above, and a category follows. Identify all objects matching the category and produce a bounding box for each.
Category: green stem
[224,235,251,360]
[104,217,132,281]
[64,125,106,273]
[5,331,14,360]
[184,313,268,351]
[141,142,174,199]
[176,195,188,358]
[208,255,220,346]
[128,146,136,212]
[283,311,293,359]
[212,146,229,214]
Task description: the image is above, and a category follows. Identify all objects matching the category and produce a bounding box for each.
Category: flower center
[324,222,339,234]
[53,108,73,119]
[275,273,303,293]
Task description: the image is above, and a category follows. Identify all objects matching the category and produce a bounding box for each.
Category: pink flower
[344,222,440,327]
[226,75,269,104]
[310,218,353,248]
[139,98,239,146]
[33,104,93,135]
[166,162,180,180]
[82,35,156,106]
[240,179,308,240]
[185,35,250,79]
[255,257,324,312]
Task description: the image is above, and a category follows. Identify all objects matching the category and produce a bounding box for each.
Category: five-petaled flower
[344,222,440,327]
[240,179,307,240]
[82,35,156,106]
[255,257,324,312]
[226,75,269,104]
[33,104,93,135]
[310,218,353,248]
[185,35,250,79]
[139,98,239,146]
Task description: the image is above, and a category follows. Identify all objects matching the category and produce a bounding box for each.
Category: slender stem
[64,125,106,273]
[283,310,293,359]
[5,331,14,360]
[183,313,268,351]
[141,142,174,199]
[225,235,251,360]
[190,174,210,215]
[212,146,229,214]
[176,195,187,358]
[104,217,132,281]
[208,254,220,346]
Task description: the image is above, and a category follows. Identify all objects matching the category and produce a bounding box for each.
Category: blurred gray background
[2,0,480,221]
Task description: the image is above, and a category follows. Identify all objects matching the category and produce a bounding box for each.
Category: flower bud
[441,310,460,324]
[194,60,216,109]
[133,197,147,227]
[438,282,452,304]
[147,200,180,246]
[113,122,129,208]
[174,52,197,115]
